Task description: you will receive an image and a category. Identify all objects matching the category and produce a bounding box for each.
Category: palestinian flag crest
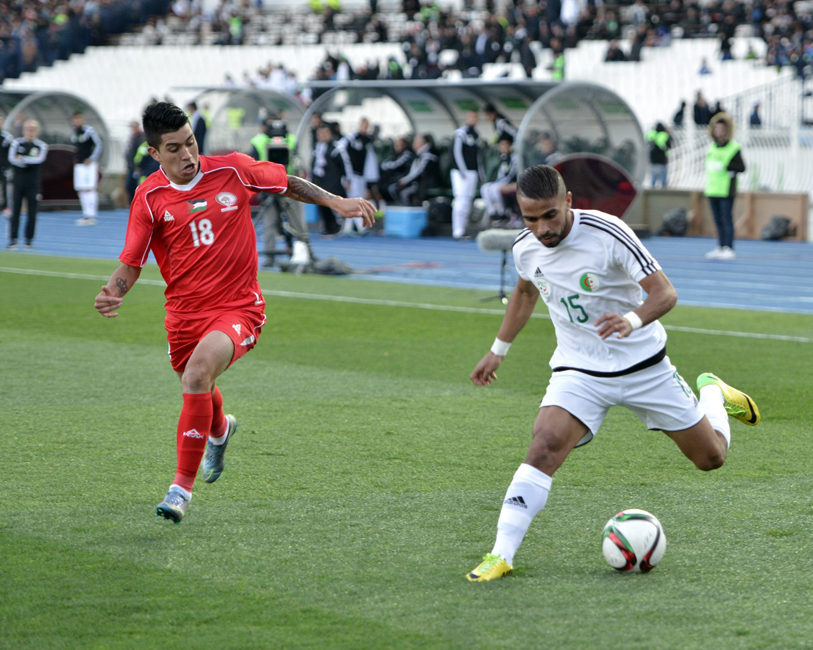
[187,198,207,213]
[579,272,600,292]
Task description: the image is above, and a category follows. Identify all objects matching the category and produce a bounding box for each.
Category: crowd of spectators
[6,1,813,100]
[0,0,172,84]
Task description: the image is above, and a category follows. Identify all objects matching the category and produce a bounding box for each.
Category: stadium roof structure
[0,90,110,168]
[298,79,646,189]
[190,88,308,155]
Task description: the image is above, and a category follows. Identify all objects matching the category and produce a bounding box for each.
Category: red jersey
[120,153,287,318]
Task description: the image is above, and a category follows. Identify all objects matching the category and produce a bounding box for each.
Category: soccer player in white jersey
[466,165,761,582]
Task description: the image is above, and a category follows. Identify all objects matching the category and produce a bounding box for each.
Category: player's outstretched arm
[286,175,377,227]
[471,278,539,386]
[95,263,141,318]
[595,270,678,340]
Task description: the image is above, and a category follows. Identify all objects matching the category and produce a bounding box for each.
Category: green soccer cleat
[466,553,513,582]
[156,486,190,524]
[202,414,237,484]
[697,373,761,426]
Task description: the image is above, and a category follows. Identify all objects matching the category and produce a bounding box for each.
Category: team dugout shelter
[1,90,110,204]
[189,88,308,157]
[297,80,646,219]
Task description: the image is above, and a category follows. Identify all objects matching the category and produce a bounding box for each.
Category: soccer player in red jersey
[94,102,376,523]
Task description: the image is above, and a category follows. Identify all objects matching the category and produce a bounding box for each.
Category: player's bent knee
[693,450,726,471]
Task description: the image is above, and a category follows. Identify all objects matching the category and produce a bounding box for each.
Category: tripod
[481,249,510,305]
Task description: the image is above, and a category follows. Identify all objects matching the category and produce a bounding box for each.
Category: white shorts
[540,356,704,448]
[74,162,98,191]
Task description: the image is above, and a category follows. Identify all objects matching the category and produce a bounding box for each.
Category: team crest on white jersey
[163,210,175,222]
[534,267,551,296]
[579,272,600,292]
[217,192,238,212]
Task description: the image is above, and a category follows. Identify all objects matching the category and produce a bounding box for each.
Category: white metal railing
[665,75,813,194]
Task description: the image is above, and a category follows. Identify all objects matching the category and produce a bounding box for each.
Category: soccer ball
[601,509,666,573]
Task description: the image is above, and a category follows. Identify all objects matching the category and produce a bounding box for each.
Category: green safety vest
[251,133,271,161]
[646,130,670,152]
[134,141,151,183]
[705,140,740,197]
[227,107,245,130]
[252,133,297,172]
[552,54,565,81]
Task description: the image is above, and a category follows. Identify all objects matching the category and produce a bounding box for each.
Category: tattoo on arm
[286,175,337,205]
[115,277,129,297]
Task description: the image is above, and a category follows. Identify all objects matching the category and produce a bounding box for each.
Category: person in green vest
[550,38,565,81]
[646,122,672,188]
[133,139,160,184]
[250,118,308,267]
[704,112,745,260]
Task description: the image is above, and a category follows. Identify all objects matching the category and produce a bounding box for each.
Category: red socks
[173,393,213,492]
[210,386,227,438]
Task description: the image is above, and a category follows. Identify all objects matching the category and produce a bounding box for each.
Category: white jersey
[513,209,667,374]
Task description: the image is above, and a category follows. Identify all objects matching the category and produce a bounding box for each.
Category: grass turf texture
[2,254,812,649]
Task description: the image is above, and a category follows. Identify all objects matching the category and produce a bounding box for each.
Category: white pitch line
[2,266,811,343]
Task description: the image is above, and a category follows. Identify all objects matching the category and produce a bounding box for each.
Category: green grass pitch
[2,253,812,649]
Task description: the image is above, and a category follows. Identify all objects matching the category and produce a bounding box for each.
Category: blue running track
[4,209,813,314]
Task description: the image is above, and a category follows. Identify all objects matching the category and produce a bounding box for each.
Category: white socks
[491,463,553,565]
[170,484,192,500]
[699,384,730,448]
[208,431,227,446]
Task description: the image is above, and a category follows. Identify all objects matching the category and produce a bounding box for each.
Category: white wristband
[623,311,643,331]
[491,338,512,356]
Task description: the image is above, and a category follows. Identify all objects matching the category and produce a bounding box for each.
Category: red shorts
[165,308,266,373]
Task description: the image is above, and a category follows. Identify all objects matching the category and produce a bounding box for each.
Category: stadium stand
[3,0,813,204]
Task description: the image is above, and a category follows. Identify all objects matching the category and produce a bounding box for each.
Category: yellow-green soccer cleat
[697,373,761,426]
[466,553,513,582]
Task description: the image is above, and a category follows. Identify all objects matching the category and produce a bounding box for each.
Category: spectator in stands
[71,111,104,227]
[483,103,518,144]
[693,91,711,126]
[378,136,415,204]
[336,117,378,235]
[185,101,207,153]
[604,39,627,62]
[451,109,483,240]
[517,32,538,78]
[7,120,48,250]
[124,120,144,204]
[698,57,711,75]
[549,38,565,81]
[0,116,12,218]
[704,112,745,261]
[391,133,441,206]
[749,101,762,127]
[311,123,345,236]
[646,122,672,188]
[480,134,518,224]
[673,101,687,128]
